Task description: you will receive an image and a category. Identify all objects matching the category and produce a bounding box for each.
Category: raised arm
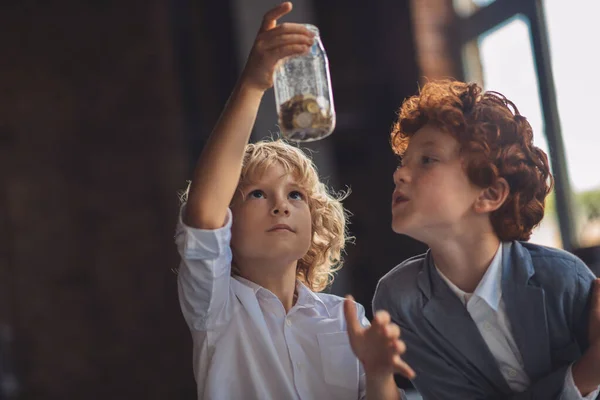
[177,2,314,331]
[184,2,314,229]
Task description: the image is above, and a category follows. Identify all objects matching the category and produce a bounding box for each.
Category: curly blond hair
[234,140,350,292]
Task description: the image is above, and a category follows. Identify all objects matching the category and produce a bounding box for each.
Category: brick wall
[0,2,195,398]
[410,0,464,82]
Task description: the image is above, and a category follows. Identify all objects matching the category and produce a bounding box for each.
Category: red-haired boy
[371,80,600,399]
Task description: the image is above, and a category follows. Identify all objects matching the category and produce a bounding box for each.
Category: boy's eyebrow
[420,140,441,149]
[403,140,441,157]
[287,181,307,191]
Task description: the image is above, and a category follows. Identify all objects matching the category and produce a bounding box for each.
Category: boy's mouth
[392,191,410,205]
[267,224,294,232]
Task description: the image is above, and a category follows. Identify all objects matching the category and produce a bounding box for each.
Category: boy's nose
[393,166,408,185]
[271,207,290,216]
[271,201,290,216]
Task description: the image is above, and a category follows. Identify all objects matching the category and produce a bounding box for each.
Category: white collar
[233,276,330,316]
[436,242,503,311]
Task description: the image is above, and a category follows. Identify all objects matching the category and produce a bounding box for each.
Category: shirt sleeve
[175,203,235,331]
[562,363,600,400]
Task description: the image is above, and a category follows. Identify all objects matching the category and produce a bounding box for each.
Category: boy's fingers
[261,34,314,51]
[386,323,400,339]
[270,45,310,62]
[344,295,363,341]
[374,310,391,326]
[393,339,407,354]
[386,337,406,355]
[260,2,293,32]
[393,355,416,380]
[592,279,600,317]
[589,279,600,344]
[261,23,314,39]
[593,279,600,304]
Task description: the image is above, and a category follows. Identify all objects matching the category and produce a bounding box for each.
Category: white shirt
[175,207,370,400]
[436,242,599,399]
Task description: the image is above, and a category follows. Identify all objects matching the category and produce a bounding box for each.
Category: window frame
[457,0,577,251]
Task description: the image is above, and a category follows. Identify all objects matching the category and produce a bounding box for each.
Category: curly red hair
[391,80,553,241]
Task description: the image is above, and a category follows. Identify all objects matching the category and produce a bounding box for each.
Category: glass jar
[273,24,336,142]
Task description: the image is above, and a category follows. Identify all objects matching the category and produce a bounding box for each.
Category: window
[456,0,597,250]
[463,15,561,247]
[543,0,600,247]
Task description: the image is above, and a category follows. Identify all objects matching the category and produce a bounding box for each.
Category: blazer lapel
[420,253,513,395]
[502,242,551,381]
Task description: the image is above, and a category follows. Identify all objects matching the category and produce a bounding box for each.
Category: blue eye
[249,190,264,199]
[421,156,436,165]
[289,190,304,200]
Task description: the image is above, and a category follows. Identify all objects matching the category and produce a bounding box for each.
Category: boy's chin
[391,220,410,235]
[261,245,310,263]
[391,223,425,242]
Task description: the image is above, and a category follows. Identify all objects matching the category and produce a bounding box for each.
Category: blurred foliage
[544,187,600,220]
[579,188,600,220]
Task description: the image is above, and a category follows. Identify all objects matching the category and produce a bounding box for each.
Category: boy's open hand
[590,278,600,345]
[572,279,600,396]
[344,295,416,381]
[241,2,314,92]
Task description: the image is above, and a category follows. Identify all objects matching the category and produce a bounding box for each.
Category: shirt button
[297,362,303,371]
[507,368,517,378]
[285,318,292,327]
[482,321,493,331]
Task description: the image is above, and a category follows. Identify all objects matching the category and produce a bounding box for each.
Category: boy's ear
[474,178,510,214]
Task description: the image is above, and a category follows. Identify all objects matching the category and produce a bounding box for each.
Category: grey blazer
[374,241,597,400]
